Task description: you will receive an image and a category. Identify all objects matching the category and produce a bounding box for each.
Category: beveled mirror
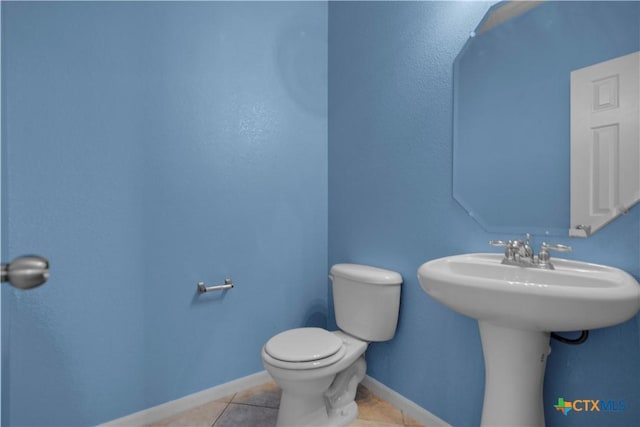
[453,1,639,236]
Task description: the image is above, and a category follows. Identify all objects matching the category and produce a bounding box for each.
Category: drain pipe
[551,330,589,345]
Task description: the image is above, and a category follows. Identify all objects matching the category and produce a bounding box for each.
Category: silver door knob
[1,255,49,290]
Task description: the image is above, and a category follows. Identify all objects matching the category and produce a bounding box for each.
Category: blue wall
[2,2,327,425]
[3,1,640,427]
[329,1,639,427]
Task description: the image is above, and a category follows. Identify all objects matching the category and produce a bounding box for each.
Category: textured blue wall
[3,1,640,427]
[2,2,327,425]
[328,2,639,427]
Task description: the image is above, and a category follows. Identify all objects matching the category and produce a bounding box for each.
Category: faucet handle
[538,242,572,269]
[489,239,510,261]
[540,242,572,253]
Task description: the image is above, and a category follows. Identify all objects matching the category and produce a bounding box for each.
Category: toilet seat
[264,328,346,370]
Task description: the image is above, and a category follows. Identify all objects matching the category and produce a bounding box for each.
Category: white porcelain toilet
[261,263,402,427]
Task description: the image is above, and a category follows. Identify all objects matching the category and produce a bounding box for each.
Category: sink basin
[418,253,640,331]
[417,253,640,426]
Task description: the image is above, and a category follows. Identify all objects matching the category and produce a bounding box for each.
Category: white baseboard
[101,371,449,427]
[100,371,271,426]
[361,375,451,427]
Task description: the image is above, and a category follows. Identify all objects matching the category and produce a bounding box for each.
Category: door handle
[1,255,49,290]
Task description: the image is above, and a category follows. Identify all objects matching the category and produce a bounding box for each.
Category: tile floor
[147,381,425,427]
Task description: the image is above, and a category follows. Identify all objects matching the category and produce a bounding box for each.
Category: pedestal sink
[417,253,640,426]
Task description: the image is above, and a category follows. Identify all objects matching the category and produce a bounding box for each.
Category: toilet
[261,263,402,427]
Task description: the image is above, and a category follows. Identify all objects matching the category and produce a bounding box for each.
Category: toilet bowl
[262,264,402,427]
[262,329,367,427]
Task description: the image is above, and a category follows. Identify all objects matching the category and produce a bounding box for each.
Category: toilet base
[277,390,357,427]
[273,355,367,427]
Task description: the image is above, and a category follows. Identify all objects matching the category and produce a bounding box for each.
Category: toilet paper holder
[197,278,234,293]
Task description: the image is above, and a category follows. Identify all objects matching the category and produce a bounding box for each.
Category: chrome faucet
[489,233,572,270]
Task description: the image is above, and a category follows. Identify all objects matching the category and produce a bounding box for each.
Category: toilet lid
[264,328,343,363]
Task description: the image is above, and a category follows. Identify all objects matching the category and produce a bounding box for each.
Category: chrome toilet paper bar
[197,278,234,293]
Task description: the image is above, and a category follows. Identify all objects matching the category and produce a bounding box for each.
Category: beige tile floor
[147,381,424,427]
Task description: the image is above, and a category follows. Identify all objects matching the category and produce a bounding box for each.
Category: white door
[570,51,640,237]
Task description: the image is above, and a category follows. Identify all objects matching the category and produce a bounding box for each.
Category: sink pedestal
[479,321,550,427]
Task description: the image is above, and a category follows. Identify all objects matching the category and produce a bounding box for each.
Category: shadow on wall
[302,300,328,329]
[276,12,328,117]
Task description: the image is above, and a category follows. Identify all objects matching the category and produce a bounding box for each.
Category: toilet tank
[330,264,402,342]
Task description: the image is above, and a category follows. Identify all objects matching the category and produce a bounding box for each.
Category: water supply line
[551,330,589,345]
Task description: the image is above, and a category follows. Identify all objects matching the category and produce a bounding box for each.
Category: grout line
[210,400,231,427]
[226,401,279,409]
